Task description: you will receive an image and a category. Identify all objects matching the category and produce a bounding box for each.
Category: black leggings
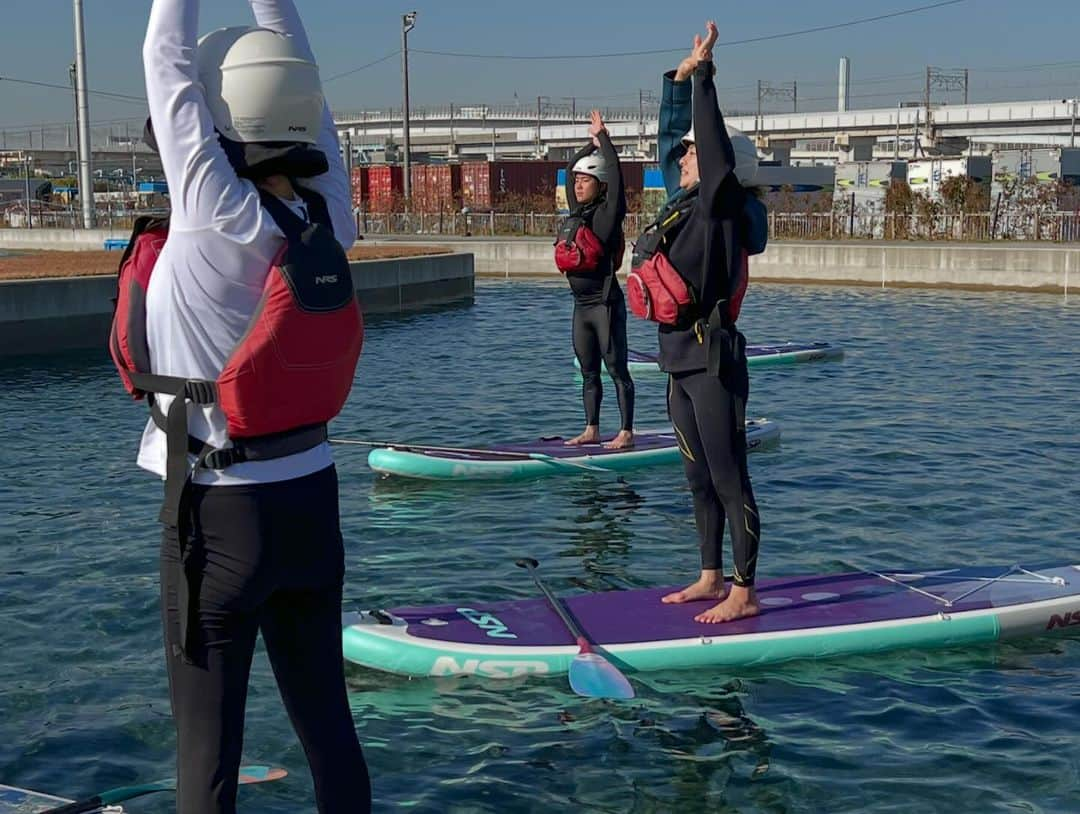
[667,367,760,586]
[160,465,370,814]
[573,296,635,432]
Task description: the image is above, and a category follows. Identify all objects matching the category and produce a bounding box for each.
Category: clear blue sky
[1,0,1078,131]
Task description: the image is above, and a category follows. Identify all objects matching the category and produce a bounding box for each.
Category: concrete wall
[4,228,1077,293]
[372,238,1076,294]
[0,227,128,251]
[0,253,474,358]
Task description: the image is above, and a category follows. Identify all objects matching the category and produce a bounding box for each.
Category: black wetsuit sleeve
[589,131,625,244]
[659,70,693,200]
[693,61,736,209]
[566,141,595,213]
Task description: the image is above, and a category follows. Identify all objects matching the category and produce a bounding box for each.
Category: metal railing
[4,205,1080,243]
[354,210,1080,243]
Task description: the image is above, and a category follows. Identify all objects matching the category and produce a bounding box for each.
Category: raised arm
[143,0,256,231]
[248,0,356,247]
[589,121,625,244]
[690,23,735,206]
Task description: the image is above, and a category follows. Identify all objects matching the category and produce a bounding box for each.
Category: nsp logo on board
[457,607,517,639]
[430,657,549,678]
[1046,610,1080,631]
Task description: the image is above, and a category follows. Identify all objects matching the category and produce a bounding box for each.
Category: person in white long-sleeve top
[137,0,370,810]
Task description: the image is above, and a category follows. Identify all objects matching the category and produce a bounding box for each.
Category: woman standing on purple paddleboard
[629,22,768,623]
[554,111,635,450]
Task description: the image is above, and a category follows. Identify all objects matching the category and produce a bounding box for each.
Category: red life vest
[626,199,698,326]
[553,215,605,274]
[627,192,760,327]
[109,188,363,481]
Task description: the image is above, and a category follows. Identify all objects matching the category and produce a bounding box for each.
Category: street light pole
[73,0,95,228]
[401,11,417,202]
[1071,98,1077,149]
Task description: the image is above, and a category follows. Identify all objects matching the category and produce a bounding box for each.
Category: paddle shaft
[40,766,286,814]
[334,437,621,472]
[516,559,591,651]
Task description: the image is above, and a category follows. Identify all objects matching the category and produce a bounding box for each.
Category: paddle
[40,764,288,814]
[333,438,623,475]
[331,438,532,458]
[514,558,634,700]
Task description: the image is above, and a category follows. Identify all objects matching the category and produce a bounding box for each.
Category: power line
[323,50,400,82]
[0,75,146,105]
[412,0,970,60]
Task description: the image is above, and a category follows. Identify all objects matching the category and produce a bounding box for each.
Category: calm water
[1,280,1078,813]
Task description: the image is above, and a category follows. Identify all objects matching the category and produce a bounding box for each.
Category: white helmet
[680,125,759,186]
[571,151,611,185]
[196,26,324,144]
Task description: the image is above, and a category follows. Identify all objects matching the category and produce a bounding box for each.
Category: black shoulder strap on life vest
[633,192,697,264]
[295,184,333,230]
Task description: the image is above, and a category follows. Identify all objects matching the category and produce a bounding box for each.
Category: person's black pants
[160,465,370,814]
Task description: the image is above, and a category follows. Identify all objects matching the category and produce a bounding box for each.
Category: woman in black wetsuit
[648,22,763,623]
[558,110,634,450]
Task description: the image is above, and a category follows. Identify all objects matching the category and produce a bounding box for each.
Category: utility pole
[24,154,33,229]
[72,0,94,228]
[637,90,658,155]
[449,102,455,157]
[1070,98,1077,148]
[924,66,969,150]
[757,81,798,131]
[535,95,550,158]
[639,89,645,152]
[401,11,417,201]
[343,130,353,206]
[895,101,901,160]
[756,79,762,135]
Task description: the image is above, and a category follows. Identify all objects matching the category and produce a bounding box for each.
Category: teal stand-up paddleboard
[575,341,845,376]
[365,420,780,481]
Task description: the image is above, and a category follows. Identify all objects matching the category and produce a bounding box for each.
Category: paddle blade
[238,765,288,785]
[568,652,635,699]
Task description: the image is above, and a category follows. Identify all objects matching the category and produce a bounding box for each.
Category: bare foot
[662,574,725,605]
[694,585,760,624]
[565,426,600,446]
[604,430,634,450]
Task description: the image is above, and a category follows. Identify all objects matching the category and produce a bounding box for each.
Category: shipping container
[757,164,837,213]
[907,157,991,200]
[991,148,1080,211]
[553,161,656,214]
[367,165,404,211]
[409,164,462,213]
[350,166,369,210]
[832,161,905,212]
[461,160,563,210]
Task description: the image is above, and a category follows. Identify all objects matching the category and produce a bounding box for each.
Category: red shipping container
[350,166,369,209]
[619,161,646,197]
[460,161,563,211]
[368,165,404,211]
[407,164,462,212]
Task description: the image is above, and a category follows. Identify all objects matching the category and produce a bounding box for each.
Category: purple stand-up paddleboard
[344,564,1080,680]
